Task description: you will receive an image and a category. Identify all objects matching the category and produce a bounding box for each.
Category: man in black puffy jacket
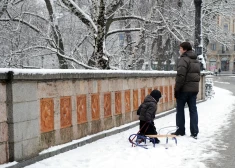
[137,89,161,144]
[172,42,200,139]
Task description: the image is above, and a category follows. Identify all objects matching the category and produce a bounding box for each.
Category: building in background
[206,16,235,74]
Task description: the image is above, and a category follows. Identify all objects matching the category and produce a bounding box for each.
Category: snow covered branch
[106,28,141,38]
[156,9,185,42]
[61,0,97,33]
[112,16,145,22]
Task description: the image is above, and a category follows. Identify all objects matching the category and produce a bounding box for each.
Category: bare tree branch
[0,0,9,17]
[106,0,124,17]
[0,18,40,32]
[12,45,97,69]
[10,0,25,5]
[72,34,90,55]
[21,12,49,22]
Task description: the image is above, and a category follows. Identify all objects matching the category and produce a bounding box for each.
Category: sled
[146,134,178,149]
[128,134,177,149]
[128,125,179,149]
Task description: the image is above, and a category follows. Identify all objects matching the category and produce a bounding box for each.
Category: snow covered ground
[214,81,230,84]
[1,87,235,168]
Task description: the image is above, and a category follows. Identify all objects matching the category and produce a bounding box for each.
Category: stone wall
[0,82,8,164]
[0,70,206,164]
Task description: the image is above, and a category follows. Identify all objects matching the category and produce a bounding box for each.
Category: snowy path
[2,87,235,168]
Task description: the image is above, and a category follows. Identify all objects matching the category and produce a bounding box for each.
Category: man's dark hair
[180,42,192,51]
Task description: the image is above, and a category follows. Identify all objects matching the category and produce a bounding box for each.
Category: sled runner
[145,134,177,138]
[146,134,178,149]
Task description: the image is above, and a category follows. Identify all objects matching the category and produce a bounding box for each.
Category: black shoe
[136,134,145,143]
[171,131,185,136]
[190,134,197,139]
[150,138,160,144]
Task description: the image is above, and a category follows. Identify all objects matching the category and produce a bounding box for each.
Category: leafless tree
[0,0,234,70]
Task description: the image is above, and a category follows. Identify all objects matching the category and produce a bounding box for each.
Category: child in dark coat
[137,89,162,144]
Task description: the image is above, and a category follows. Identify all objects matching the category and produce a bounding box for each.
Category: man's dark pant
[176,92,199,135]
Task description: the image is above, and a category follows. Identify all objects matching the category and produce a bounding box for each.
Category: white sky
[1,86,235,168]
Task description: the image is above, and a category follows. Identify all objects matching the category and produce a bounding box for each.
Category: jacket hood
[182,50,197,59]
[144,95,157,103]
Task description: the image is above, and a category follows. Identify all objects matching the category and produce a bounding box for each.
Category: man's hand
[174,91,179,99]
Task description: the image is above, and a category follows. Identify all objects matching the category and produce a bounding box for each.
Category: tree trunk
[88,0,109,69]
[133,29,146,70]
[153,0,165,70]
[124,0,134,69]
[203,35,209,61]
[194,0,202,47]
[44,0,68,69]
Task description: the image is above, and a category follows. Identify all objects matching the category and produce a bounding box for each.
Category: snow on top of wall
[0,68,177,75]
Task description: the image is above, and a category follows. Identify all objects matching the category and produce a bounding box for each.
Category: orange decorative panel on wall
[40,98,54,133]
[115,92,122,114]
[91,94,100,120]
[133,90,138,110]
[154,86,159,90]
[60,97,72,128]
[125,90,131,113]
[104,92,111,117]
[148,88,152,95]
[77,95,87,124]
[141,88,145,103]
[169,85,173,101]
[164,86,169,102]
[159,86,163,103]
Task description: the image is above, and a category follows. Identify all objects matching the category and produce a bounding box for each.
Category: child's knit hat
[150,89,161,102]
